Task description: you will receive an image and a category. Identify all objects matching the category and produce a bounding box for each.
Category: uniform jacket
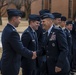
[64,28,72,49]
[36,25,45,67]
[21,26,38,70]
[1,24,33,75]
[37,26,70,74]
[64,28,72,61]
[71,22,76,50]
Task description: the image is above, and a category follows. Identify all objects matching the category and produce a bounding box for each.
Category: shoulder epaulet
[26,30,29,32]
[43,32,46,34]
[54,26,60,30]
[25,30,30,33]
[12,28,16,31]
[72,21,74,24]
[64,29,67,32]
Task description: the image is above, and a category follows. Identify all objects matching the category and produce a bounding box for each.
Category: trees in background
[23,0,37,20]
[0,0,37,25]
[0,0,8,25]
[12,0,37,20]
[0,0,12,25]
[11,0,23,10]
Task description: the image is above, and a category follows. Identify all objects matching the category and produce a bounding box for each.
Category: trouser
[70,72,76,75]
[39,61,48,75]
[48,73,68,75]
[71,49,76,69]
[36,68,41,75]
[22,69,37,75]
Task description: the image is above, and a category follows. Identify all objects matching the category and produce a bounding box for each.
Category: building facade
[31,0,76,19]
[1,0,76,19]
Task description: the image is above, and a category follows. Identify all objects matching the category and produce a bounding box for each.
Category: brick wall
[31,0,42,15]
[51,0,69,18]
[1,0,76,19]
[73,0,76,19]
[31,0,76,19]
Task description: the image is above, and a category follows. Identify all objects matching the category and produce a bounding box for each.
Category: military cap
[7,9,22,17]
[39,9,50,16]
[66,21,72,25]
[61,16,67,21]
[40,13,54,19]
[52,12,62,18]
[29,14,40,21]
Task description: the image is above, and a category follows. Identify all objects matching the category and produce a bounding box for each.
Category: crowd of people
[0,9,76,75]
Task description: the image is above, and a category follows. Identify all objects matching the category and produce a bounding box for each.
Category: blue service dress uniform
[21,26,39,75]
[64,28,72,63]
[71,21,76,70]
[37,26,70,75]
[1,24,33,75]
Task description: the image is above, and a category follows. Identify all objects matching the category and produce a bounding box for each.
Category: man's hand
[32,51,37,59]
[55,66,61,73]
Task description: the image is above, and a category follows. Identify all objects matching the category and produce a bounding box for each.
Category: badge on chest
[32,39,35,42]
[49,32,56,41]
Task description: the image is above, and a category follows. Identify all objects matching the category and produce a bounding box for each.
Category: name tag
[52,43,55,47]
[32,40,35,42]
[50,34,56,41]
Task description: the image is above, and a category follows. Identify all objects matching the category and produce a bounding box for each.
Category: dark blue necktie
[33,32,37,40]
[33,31,38,50]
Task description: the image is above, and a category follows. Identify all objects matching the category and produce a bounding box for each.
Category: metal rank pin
[70,71,76,75]
[52,43,55,47]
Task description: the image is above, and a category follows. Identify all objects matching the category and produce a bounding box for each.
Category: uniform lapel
[28,26,38,50]
[45,26,54,44]
[28,26,34,40]
[7,24,17,32]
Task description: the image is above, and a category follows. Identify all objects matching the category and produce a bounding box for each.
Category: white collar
[54,25,60,27]
[66,28,70,33]
[8,23,16,29]
[62,27,65,30]
[47,25,53,36]
[29,26,35,32]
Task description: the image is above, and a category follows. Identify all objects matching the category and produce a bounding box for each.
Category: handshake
[32,51,37,59]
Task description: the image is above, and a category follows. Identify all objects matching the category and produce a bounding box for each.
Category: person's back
[1,24,21,75]
[1,9,36,75]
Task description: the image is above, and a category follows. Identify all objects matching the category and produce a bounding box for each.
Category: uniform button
[47,51,48,52]
[46,46,48,47]
[47,56,49,58]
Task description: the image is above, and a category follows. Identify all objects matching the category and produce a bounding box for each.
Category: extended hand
[55,66,61,73]
[32,51,37,59]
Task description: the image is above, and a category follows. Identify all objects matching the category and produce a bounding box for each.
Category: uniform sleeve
[56,29,68,69]
[8,31,33,59]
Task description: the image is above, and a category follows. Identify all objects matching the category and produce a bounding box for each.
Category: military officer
[36,9,51,75]
[1,9,36,75]
[60,16,67,29]
[52,12,62,27]
[52,14,67,42]
[71,16,76,72]
[60,17,72,62]
[64,21,72,63]
[37,13,70,75]
[21,14,40,75]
